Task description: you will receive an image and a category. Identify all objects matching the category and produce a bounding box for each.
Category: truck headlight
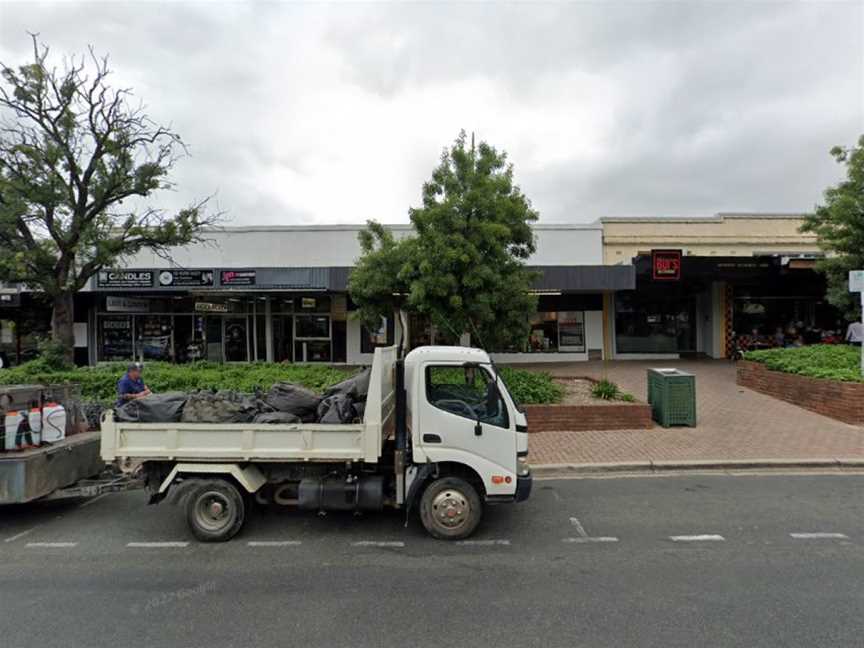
[517,457,530,476]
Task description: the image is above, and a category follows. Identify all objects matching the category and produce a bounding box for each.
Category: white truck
[101,345,532,541]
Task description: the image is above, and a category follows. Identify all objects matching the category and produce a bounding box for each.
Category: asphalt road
[2,472,863,648]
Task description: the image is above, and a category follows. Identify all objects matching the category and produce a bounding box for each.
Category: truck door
[418,363,517,490]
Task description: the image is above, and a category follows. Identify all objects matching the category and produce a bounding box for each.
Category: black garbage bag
[316,393,358,424]
[353,401,366,421]
[323,368,371,402]
[181,390,264,424]
[253,411,301,424]
[265,383,321,421]
[115,392,187,423]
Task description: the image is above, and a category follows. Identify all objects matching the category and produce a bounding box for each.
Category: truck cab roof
[404,346,492,366]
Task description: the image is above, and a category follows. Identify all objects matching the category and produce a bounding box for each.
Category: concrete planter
[523,402,653,432]
[737,360,864,426]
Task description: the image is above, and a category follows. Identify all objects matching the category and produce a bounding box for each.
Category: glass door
[224,317,249,362]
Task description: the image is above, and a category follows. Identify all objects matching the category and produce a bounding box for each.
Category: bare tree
[0,35,220,362]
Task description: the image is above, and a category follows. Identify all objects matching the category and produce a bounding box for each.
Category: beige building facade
[602,213,820,265]
[599,213,833,360]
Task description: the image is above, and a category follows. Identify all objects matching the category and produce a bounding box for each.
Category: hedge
[0,359,564,405]
[744,344,863,383]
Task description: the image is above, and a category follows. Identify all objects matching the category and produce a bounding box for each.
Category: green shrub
[0,360,355,405]
[0,360,566,405]
[744,344,862,383]
[591,379,619,400]
[497,367,564,405]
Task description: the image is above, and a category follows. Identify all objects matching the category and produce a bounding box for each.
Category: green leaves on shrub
[744,344,863,382]
[497,367,564,405]
[0,360,566,405]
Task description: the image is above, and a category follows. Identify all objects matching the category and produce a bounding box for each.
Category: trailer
[101,345,532,541]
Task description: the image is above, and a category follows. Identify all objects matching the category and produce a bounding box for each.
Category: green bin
[647,368,696,427]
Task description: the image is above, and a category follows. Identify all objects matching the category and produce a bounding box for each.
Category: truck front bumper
[514,471,532,502]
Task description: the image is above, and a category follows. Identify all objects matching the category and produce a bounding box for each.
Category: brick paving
[514,359,864,466]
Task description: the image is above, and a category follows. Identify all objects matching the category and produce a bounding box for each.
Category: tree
[0,36,217,362]
[801,135,864,321]
[350,131,539,351]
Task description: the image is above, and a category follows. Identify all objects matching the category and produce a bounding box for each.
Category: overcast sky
[1,1,862,225]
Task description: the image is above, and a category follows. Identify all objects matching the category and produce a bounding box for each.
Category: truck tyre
[186,479,246,542]
[419,477,482,540]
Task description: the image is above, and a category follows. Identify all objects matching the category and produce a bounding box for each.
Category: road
[1,472,863,648]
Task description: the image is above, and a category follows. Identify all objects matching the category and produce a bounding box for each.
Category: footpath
[522,359,864,476]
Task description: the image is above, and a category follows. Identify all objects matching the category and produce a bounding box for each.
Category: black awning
[530,265,635,292]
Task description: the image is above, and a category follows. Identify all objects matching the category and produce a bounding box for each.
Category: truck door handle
[422,434,442,444]
[474,421,482,436]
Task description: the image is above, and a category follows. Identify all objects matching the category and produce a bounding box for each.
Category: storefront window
[137,315,173,361]
[615,293,696,354]
[99,316,134,361]
[361,317,394,354]
[296,315,330,339]
[528,312,559,353]
[224,317,249,362]
[558,311,585,352]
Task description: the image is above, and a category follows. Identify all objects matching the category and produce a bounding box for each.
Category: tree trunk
[51,291,76,364]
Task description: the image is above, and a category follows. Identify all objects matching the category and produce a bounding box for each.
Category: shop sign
[301,297,317,309]
[195,301,229,313]
[97,269,153,288]
[106,296,150,313]
[0,293,20,308]
[849,270,864,293]
[220,270,256,286]
[652,250,682,281]
[158,269,215,287]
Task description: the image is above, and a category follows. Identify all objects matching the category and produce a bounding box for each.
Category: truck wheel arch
[407,461,487,511]
[157,463,267,496]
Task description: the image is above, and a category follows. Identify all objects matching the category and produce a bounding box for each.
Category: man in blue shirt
[116,362,152,408]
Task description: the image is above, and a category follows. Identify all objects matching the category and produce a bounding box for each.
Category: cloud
[0,1,861,225]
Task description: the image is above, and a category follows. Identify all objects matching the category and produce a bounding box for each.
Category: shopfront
[612,251,838,359]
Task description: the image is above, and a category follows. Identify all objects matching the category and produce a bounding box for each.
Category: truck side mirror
[474,420,482,436]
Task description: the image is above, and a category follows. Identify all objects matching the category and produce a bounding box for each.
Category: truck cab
[403,346,531,538]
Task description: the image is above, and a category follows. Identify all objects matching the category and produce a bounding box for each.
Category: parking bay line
[26,542,78,548]
[456,539,511,546]
[350,541,405,548]
[4,528,36,543]
[564,516,619,544]
[789,532,849,540]
[247,540,303,547]
[127,541,190,548]
[669,535,725,542]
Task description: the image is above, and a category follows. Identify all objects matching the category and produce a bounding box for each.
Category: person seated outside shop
[773,327,785,347]
[116,362,152,408]
[847,320,863,347]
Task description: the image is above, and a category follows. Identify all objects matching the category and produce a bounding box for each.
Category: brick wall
[524,403,653,432]
[737,360,864,425]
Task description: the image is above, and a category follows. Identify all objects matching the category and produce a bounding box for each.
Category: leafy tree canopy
[0,35,217,358]
[801,135,864,320]
[350,131,539,351]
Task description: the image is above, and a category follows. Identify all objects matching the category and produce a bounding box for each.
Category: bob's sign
[652,250,682,281]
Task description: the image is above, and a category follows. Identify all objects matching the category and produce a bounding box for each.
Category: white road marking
[456,539,511,546]
[669,534,725,542]
[569,517,589,538]
[4,528,36,543]
[247,540,303,547]
[790,532,849,540]
[350,541,405,548]
[78,493,109,508]
[26,542,78,548]
[126,541,189,548]
[562,536,619,544]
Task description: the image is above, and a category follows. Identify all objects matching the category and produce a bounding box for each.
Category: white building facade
[73,223,633,366]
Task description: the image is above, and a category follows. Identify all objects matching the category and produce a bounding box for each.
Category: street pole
[851,270,864,378]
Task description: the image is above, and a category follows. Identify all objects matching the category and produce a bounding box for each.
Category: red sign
[652,250,682,281]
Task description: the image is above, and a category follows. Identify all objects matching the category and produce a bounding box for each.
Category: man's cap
[128,362,143,372]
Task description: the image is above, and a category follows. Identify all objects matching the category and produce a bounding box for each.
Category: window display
[99,316,134,361]
[138,315,172,361]
[296,315,330,339]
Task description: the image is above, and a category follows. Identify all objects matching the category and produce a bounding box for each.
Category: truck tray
[0,432,103,504]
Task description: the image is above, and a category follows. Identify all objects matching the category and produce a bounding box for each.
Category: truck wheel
[186,479,246,542]
[419,477,482,540]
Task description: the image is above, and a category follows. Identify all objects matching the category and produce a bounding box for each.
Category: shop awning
[529,265,636,292]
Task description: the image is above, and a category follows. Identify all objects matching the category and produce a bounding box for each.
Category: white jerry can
[28,407,43,445]
[4,410,23,450]
[41,403,67,443]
